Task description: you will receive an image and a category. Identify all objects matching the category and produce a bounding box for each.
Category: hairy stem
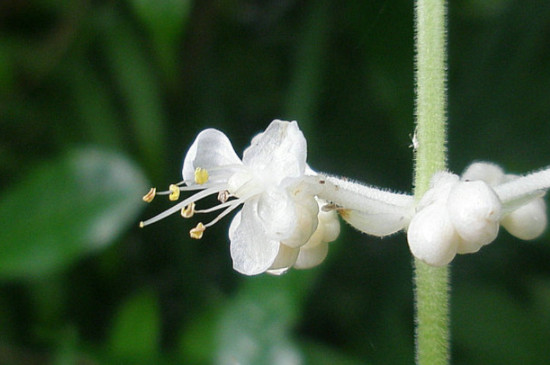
[413,0,450,364]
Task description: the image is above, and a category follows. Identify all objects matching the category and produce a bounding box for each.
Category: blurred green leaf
[108,290,160,361]
[215,275,307,365]
[128,0,190,42]
[453,283,550,364]
[0,148,148,280]
[0,40,14,95]
[127,0,191,80]
[178,303,221,364]
[67,60,124,149]
[283,0,330,137]
[98,9,167,177]
[300,340,366,365]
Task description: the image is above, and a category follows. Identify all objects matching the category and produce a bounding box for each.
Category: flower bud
[447,181,501,247]
[407,203,459,266]
[461,162,504,186]
[501,198,547,240]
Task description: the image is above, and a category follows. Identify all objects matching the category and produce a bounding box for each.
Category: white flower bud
[462,161,505,186]
[447,180,501,247]
[501,198,547,240]
[407,203,459,266]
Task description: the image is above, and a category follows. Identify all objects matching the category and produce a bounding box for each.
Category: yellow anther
[194,167,209,185]
[139,221,145,228]
[181,202,196,218]
[169,184,180,201]
[190,222,205,239]
[142,188,156,203]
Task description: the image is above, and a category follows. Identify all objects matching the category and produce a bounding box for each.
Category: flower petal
[268,243,299,273]
[318,208,340,243]
[293,242,329,269]
[182,129,242,184]
[292,205,338,269]
[282,193,319,248]
[229,203,280,275]
[242,120,307,182]
[257,186,297,242]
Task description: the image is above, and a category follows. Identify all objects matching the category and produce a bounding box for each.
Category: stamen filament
[203,199,246,228]
[139,184,226,227]
[194,198,241,214]
[156,184,216,195]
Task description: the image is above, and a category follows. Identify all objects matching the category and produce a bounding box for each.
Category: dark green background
[1,0,550,364]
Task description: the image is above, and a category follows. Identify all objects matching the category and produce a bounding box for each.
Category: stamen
[204,206,239,228]
[142,188,156,203]
[169,184,180,201]
[195,167,209,184]
[181,202,196,218]
[140,185,226,227]
[218,190,229,203]
[190,222,205,239]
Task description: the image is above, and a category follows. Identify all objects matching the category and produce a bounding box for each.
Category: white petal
[266,267,290,275]
[462,161,505,186]
[501,198,547,240]
[182,129,242,184]
[317,208,340,243]
[293,242,329,269]
[268,243,299,271]
[257,187,297,241]
[229,204,280,275]
[282,193,319,248]
[407,203,459,266]
[447,180,501,246]
[242,120,307,182]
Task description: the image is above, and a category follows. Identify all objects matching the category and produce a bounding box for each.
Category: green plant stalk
[413,0,450,364]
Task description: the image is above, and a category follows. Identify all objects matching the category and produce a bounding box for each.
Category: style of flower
[140,120,340,275]
[407,162,549,266]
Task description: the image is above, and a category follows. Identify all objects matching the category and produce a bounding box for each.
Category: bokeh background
[1,0,550,364]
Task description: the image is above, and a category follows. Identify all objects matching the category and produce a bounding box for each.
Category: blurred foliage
[1,0,550,364]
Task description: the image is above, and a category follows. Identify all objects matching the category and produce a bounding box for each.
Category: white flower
[140,120,340,275]
[408,162,549,266]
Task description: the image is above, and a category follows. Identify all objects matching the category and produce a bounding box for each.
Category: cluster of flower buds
[141,120,549,274]
[408,163,547,266]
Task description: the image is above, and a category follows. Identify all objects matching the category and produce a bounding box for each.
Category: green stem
[413,0,450,364]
